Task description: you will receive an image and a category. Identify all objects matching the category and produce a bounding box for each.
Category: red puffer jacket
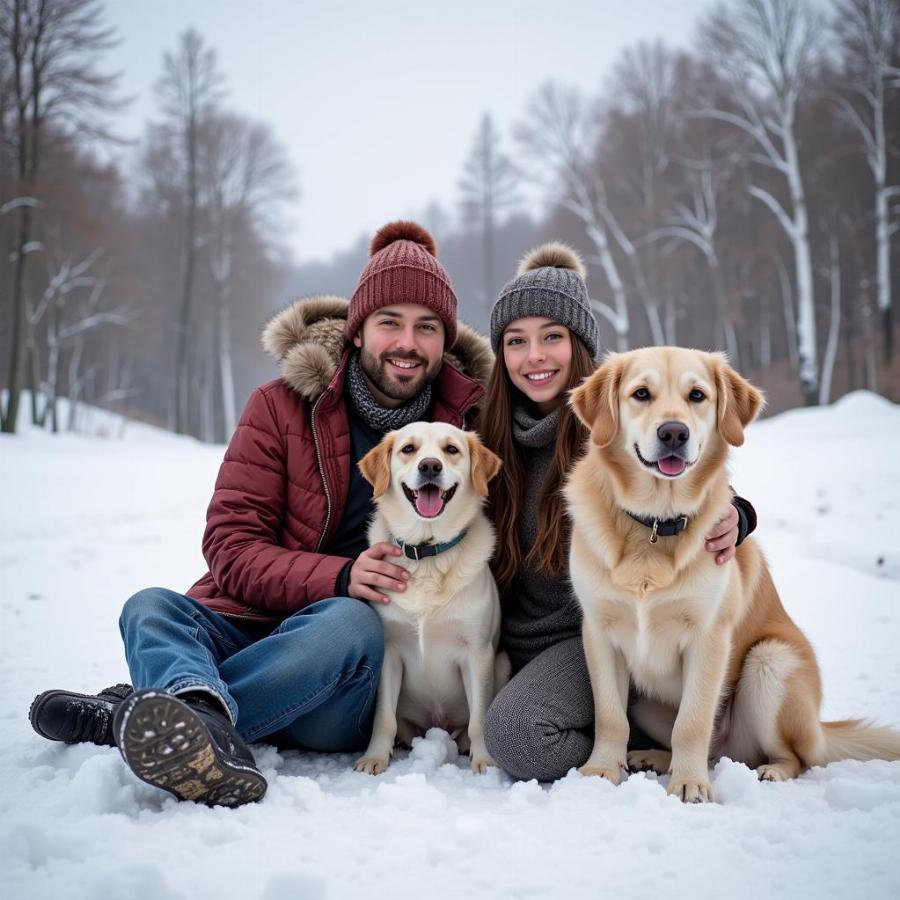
[186,296,493,622]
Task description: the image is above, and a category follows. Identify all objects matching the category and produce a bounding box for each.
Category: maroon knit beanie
[346,221,458,347]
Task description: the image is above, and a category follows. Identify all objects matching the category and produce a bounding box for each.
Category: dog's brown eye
[400,444,415,454]
[633,388,651,401]
[445,445,460,455]
[689,389,706,403]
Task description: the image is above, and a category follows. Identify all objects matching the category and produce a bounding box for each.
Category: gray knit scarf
[345,350,433,432]
[512,402,560,449]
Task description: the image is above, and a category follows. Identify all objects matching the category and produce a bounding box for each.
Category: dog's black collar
[625,511,688,543]
[390,529,469,561]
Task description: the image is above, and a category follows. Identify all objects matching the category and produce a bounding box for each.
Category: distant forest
[2,0,899,440]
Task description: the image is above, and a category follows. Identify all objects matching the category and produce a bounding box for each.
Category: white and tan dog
[353,422,509,775]
[566,347,900,802]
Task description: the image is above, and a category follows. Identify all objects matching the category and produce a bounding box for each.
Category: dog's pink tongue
[415,485,444,517]
[658,456,686,476]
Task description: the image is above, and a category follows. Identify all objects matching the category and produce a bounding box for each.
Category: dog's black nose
[657,420,689,448]
[418,457,443,479]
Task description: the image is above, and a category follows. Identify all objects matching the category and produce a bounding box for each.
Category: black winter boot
[29,684,134,746]
[112,689,267,808]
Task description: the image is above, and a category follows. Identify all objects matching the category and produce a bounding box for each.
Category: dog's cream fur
[566,347,900,802]
[354,423,509,775]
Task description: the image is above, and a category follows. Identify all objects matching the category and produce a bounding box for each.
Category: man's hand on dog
[349,542,410,603]
[706,504,739,565]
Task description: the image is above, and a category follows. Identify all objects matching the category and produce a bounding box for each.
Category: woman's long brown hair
[481,334,595,592]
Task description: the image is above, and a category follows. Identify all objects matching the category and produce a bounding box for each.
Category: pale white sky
[104,0,715,264]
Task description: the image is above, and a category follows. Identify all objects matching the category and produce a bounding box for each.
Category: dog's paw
[470,753,496,774]
[627,748,671,775]
[578,763,623,784]
[757,763,790,782]
[667,776,713,803]
[354,755,390,775]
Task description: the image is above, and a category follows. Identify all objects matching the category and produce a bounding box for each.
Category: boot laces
[67,699,111,744]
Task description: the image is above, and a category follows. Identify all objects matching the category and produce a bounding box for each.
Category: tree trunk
[483,204,494,310]
[772,254,798,372]
[218,289,236,441]
[819,238,841,406]
[871,53,892,364]
[2,205,31,433]
[664,293,677,344]
[27,339,41,425]
[760,287,772,370]
[174,99,199,436]
[67,338,84,432]
[875,186,892,362]
[44,307,60,433]
[645,301,666,346]
[783,122,818,405]
[724,321,740,371]
[862,296,878,391]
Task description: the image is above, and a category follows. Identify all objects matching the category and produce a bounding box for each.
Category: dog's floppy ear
[466,433,503,498]
[358,434,395,499]
[569,355,623,448]
[714,356,765,447]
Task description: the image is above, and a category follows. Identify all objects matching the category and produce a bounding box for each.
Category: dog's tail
[818,719,900,764]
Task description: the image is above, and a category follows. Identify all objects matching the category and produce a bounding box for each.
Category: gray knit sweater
[500,403,582,673]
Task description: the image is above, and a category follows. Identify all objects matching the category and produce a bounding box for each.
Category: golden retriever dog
[565,347,900,802]
[353,422,510,775]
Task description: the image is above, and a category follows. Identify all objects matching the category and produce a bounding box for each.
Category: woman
[480,242,751,781]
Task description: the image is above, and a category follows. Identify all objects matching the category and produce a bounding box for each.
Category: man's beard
[358,346,441,403]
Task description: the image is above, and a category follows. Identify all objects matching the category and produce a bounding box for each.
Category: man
[29,220,493,807]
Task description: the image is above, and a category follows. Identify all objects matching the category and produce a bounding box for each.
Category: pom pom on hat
[370,220,437,258]
[518,241,586,278]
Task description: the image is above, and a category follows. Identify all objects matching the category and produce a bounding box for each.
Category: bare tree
[458,112,519,309]
[154,28,224,436]
[833,0,900,362]
[26,244,131,431]
[698,0,823,404]
[603,41,685,344]
[643,155,734,343]
[516,82,630,350]
[199,112,295,440]
[0,0,123,433]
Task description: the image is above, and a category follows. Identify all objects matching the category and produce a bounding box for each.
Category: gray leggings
[484,636,652,781]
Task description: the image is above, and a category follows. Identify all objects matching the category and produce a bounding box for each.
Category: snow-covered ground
[2,391,899,900]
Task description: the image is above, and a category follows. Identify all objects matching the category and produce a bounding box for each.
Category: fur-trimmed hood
[261,296,494,401]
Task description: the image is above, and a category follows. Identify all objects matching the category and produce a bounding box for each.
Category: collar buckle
[625,510,689,542]
[391,529,469,561]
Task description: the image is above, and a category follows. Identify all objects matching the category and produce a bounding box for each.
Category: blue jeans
[119,588,384,751]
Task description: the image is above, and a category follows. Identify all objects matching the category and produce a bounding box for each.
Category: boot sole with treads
[114,690,267,808]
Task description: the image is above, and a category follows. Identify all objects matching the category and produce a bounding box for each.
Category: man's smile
[387,358,422,371]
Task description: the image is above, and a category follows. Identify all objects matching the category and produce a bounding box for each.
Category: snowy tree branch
[748,185,797,239]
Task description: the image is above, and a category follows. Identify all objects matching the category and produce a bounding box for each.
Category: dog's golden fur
[566,346,900,802]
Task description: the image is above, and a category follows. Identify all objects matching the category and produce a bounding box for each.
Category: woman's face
[502,317,573,415]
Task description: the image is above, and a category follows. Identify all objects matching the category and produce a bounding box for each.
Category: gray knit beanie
[490,242,600,358]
